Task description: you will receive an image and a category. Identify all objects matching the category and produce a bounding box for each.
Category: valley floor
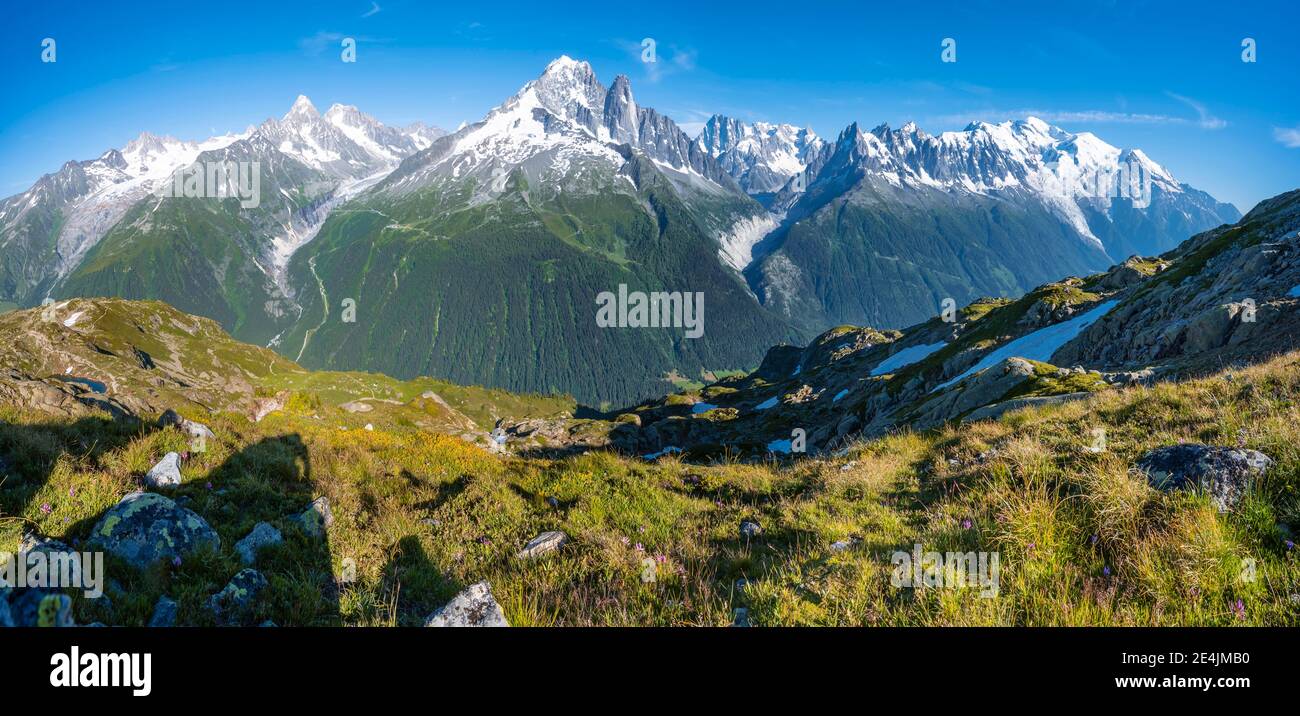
[3,353,1299,626]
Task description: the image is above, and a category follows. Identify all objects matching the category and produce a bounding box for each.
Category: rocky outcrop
[1136,444,1272,511]
[912,358,1037,430]
[1055,196,1300,369]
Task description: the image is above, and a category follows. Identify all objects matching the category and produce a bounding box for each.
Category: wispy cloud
[1165,92,1226,129]
[927,95,1227,131]
[1274,126,1300,149]
[663,108,715,138]
[361,2,381,18]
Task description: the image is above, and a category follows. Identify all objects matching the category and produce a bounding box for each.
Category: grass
[3,352,1299,626]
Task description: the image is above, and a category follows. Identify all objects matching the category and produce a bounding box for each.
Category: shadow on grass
[0,413,342,626]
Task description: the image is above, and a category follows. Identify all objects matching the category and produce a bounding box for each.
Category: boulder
[88,491,220,568]
[143,452,183,488]
[517,531,568,559]
[207,569,267,626]
[234,522,283,565]
[739,520,763,540]
[1136,444,1272,511]
[158,409,215,441]
[148,595,178,627]
[293,497,333,538]
[424,581,509,627]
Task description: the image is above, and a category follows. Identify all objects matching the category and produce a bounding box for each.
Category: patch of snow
[933,300,1118,391]
[61,310,85,328]
[870,341,947,376]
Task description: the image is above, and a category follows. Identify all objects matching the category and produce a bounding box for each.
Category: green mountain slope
[281,160,800,407]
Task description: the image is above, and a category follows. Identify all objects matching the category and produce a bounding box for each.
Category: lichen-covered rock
[1137,444,1273,511]
[424,581,509,627]
[234,522,283,565]
[739,520,762,540]
[143,452,183,488]
[89,491,220,568]
[293,496,333,538]
[517,531,567,559]
[207,569,267,626]
[148,595,177,627]
[7,589,74,627]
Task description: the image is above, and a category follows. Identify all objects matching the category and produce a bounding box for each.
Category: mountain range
[0,56,1242,405]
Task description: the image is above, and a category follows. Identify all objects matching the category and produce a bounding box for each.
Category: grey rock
[207,569,267,626]
[732,607,750,627]
[963,392,1092,423]
[158,409,215,441]
[294,496,333,537]
[517,531,568,559]
[20,532,72,555]
[830,538,859,553]
[88,491,220,568]
[424,581,509,627]
[143,452,183,488]
[739,520,763,540]
[915,357,1037,430]
[1137,444,1272,511]
[148,596,177,627]
[234,522,283,565]
[251,392,287,422]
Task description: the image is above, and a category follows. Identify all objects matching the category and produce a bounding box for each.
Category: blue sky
[2,0,1297,211]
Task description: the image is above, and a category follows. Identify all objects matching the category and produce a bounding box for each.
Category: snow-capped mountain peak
[286,94,320,120]
[391,57,735,198]
[693,114,825,193]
